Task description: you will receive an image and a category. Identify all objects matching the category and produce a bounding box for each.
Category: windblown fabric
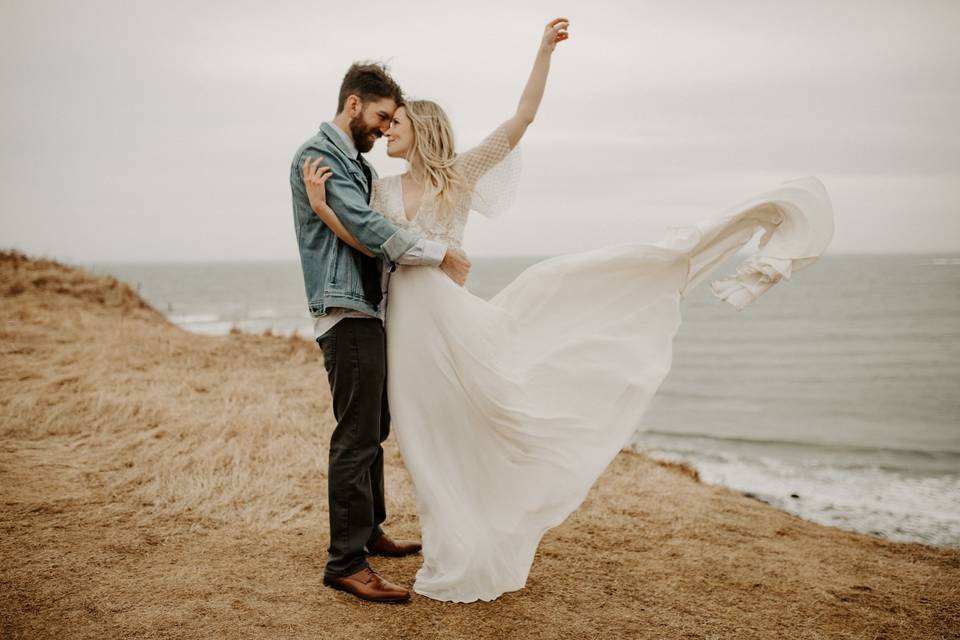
[380,174,834,602]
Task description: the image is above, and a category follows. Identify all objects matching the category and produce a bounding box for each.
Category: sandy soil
[1,251,958,639]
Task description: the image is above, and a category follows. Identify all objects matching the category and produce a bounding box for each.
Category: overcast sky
[2,0,958,262]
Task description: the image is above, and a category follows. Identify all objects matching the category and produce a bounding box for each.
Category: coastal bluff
[1,251,957,639]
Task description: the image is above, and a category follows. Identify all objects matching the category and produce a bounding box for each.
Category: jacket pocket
[319,327,337,374]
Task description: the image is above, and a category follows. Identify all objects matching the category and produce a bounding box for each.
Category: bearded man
[289,62,470,603]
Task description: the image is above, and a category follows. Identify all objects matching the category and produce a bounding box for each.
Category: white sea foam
[168,313,221,324]
[178,320,235,335]
[634,433,960,547]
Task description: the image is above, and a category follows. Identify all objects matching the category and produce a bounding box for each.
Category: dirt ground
[2,251,958,639]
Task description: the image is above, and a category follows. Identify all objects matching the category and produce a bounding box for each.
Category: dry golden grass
[1,250,958,639]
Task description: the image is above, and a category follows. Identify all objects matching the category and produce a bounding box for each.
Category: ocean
[87,254,960,548]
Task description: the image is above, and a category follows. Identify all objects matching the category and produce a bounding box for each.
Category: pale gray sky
[2,0,958,262]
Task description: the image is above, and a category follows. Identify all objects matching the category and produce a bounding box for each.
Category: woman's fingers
[304,158,333,184]
[305,157,322,181]
[545,18,570,44]
[306,162,332,194]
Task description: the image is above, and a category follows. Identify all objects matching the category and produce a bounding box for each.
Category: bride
[303,19,834,602]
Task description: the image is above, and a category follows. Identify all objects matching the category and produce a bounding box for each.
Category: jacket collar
[319,121,359,160]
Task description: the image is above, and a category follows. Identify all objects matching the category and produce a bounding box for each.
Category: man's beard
[349,114,380,154]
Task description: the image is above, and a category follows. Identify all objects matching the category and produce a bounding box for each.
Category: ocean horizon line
[68,249,960,267]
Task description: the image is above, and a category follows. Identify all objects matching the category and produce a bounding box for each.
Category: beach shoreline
[2,250,958,639]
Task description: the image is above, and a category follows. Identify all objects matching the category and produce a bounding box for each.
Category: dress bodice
[371,124,515,249]
[372,174,470,249]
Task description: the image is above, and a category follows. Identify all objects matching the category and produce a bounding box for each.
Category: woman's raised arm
[503,17,569,148]
[458,18,569,185]
[302,158,374,257]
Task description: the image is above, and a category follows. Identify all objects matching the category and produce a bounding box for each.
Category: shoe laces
[359,567,380,584]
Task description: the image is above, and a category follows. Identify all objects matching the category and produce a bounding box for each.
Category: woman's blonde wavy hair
[401,100,470,216]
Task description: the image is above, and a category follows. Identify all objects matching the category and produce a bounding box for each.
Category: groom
[290,62,470,603]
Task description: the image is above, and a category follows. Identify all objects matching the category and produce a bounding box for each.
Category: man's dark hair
[336,62,403,114]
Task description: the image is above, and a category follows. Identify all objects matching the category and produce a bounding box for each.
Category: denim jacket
[290,122,422,317]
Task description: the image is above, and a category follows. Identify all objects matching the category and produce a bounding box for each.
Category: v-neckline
[398,174,422,223]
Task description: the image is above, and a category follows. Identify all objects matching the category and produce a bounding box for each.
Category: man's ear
[345,94,362,118]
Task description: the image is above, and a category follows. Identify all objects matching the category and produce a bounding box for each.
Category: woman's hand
[540,17,570,53]
[303,157,333,213]
[439,247,471,287]
[301,157,374,257]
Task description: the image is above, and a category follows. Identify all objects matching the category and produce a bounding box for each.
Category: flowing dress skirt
[384,177,834,602]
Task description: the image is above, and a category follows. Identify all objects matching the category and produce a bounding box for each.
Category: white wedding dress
[371,126,834,603]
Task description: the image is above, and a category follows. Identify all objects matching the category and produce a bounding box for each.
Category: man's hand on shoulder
[440,247,471,287]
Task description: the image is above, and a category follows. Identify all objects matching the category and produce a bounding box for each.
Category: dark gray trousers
[317,317,389,578]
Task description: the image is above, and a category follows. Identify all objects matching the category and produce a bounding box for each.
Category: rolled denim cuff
[381,227,420,264]
[395,238,449,267]
[418,239,448,267]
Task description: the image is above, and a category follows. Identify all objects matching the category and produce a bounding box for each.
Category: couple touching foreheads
[289,17,833,604]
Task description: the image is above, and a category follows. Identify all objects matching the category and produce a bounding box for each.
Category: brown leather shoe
[323,566,411,603]
[366,533,422,557]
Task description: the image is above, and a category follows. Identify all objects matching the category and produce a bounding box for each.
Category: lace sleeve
[458,124,512,184]
[457,124,522,219]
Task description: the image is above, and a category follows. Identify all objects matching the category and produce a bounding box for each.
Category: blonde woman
[303,18,833,603]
